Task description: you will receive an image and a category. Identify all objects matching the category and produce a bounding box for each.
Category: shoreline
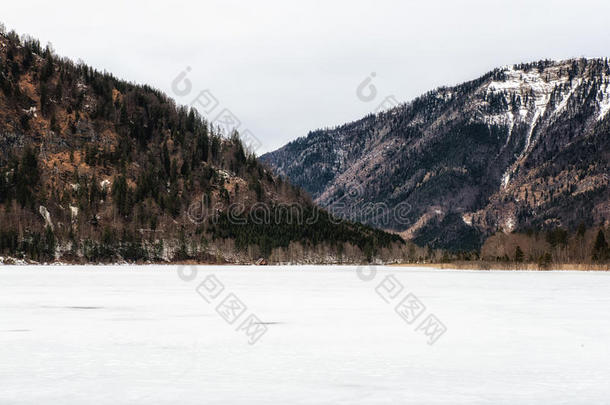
[1,258,608,271]
[388,262,610,271]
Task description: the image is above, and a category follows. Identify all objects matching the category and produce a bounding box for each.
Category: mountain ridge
[0,29,405,263]
[262,58,610,250]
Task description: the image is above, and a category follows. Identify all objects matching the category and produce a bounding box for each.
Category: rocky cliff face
[262,59,610,250]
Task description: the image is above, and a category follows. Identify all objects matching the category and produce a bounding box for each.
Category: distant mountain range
[262,59,610,251]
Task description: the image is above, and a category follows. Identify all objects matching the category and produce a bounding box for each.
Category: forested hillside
[0,28,405,264]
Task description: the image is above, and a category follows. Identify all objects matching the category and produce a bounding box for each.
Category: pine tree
[515,245,524,263]
[162,142,170,177]
[111,175,130,218]
[592,229,609,262]
[44,226,56,261]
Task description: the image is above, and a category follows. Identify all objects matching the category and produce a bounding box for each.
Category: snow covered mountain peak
[262,59,610,250]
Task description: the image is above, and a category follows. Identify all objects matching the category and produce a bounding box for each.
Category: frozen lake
[1,266,610,404]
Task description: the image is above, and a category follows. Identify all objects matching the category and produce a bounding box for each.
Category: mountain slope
[0,29,404,263]
[262,59,610,250]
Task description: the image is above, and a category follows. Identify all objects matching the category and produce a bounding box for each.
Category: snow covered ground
[1,265,610,404]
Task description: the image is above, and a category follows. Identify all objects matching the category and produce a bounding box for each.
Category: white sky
[3,0,610,153]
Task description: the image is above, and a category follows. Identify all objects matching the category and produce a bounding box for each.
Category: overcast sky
[3,0,610,153]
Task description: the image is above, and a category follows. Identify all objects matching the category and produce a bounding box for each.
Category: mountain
[262,59,610,251]
[0,29,404,264]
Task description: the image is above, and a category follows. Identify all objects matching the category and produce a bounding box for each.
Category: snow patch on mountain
[39,206,53,230]
[502,171,511,189]
[484,65,566,158]
[598,82,610,120]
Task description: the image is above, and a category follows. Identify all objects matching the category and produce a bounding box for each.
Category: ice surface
[1,266,610,404]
